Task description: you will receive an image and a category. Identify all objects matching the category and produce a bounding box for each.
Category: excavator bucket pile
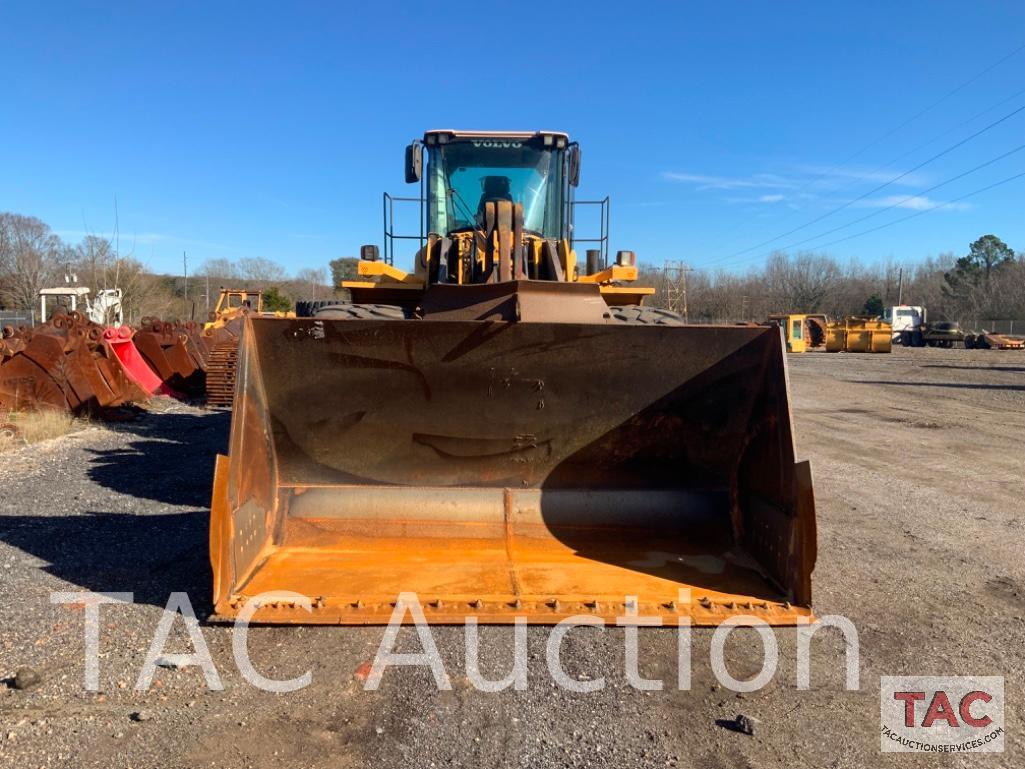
[0,312,146,413]
[132,319,207,396]
[211,316,815,626]
[179,320,213,370]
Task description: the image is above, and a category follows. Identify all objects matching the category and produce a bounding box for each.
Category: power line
[703,103,1025,265]
[738,142,1025,260]
[793,170,1025,252]
[864,85,1025,183]
[689,43,1025,253]
[833,42,1025,162]
[729,85,1025,252]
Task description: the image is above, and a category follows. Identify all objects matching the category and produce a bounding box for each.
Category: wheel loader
[210,130,816,625]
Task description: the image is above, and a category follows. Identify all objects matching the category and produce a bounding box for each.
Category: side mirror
[567,143,581,187]
[405,141,423,184]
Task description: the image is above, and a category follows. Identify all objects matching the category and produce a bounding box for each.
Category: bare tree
[198,258,241,281]
[760,251,840,313]
[238,257,287,282]
[0,213,63,311]
[294,266,329,301]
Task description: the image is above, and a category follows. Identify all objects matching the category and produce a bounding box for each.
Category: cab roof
[423,129,570,146]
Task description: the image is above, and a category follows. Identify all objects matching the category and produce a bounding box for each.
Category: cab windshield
[427,139,564,238]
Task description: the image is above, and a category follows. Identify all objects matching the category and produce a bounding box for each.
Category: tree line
[0,213,333,323]
[637,234,1023,326]
[2,211,1020,326]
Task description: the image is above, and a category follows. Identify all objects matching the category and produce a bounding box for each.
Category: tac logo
[880,676,1004,753]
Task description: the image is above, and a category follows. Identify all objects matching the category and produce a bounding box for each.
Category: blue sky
[1,1,1023,276]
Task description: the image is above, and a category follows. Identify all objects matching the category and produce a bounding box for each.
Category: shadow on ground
[0,510,211,610]
[87,408,230,506]
[920,364,1025,373]
[855,380,1025,392]
[0,408,231,612]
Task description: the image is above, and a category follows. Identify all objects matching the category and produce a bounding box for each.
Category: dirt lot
[0,347,1022,768]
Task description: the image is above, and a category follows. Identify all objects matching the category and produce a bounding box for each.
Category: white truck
[884,304,968,348]
[38,287,124,326]
[882,305,925,341]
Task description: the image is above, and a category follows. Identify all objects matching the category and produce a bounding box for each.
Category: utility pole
[660,260,693,323]
[205,274,211,314]
[183,251,188,302]
[897,267,904,305]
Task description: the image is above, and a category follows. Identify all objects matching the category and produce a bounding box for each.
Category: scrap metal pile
[0,289,270,416]
[1,310,217,415]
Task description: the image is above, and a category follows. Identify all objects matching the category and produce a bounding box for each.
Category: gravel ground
[0,347,1022,768]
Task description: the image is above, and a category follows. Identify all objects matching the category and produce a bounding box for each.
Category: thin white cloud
[661,171,795,190]
[794,164,928,187]
[856,195,972,211]
[723,193,788,205]
[663,163,929,201]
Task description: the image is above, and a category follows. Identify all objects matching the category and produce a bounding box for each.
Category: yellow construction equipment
[826,317,892,353]
[767,314,809,353]
[204,289,265,330]
[202,290,266,406]
[210,130,816,625]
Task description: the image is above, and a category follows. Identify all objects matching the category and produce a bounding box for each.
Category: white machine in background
[38,287,124,326]
[882,305,925,340]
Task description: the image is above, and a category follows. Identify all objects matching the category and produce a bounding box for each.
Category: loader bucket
[211,316,815,625]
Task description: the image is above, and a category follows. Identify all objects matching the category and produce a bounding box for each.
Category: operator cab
[414,130,580,240]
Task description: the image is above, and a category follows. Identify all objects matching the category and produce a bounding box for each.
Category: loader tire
[314,303,410,320]
[297,300,337,317]
[608,305,686,326]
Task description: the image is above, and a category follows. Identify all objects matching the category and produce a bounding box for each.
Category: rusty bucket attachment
[0,313,147,413]
[132,320,206,396]
[211,316,815,625]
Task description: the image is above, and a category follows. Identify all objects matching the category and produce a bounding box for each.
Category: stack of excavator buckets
[131,318,207,396]
[1,305,285,417]
[0,310,149,413]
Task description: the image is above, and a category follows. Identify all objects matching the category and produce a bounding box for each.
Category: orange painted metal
[209,300,816,626]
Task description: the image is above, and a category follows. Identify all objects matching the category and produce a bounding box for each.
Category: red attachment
[106,326,176,396]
